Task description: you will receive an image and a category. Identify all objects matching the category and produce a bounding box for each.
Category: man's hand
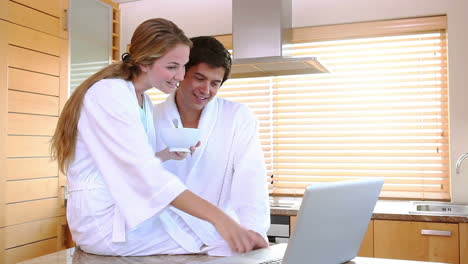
[189,141,201,154]
[156,141,201,162]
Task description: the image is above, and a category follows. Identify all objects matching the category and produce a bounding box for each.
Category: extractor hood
[231,0,328,79]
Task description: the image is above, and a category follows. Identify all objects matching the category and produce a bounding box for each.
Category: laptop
[203,178,384,264]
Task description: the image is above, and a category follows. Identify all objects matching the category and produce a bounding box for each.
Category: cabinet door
[357,220,374,257]
[290,216,296,234]
[0,0,68,39]
[374,220,459,264]
[290,216,374,257]
[1,1,69,262]
[461,223,468,264]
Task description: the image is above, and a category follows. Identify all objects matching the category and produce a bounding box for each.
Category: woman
[51,18,257,256]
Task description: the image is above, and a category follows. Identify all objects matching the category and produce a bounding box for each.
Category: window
[148,16,448,200]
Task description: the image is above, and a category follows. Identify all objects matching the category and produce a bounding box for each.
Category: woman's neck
[132,77,148,108]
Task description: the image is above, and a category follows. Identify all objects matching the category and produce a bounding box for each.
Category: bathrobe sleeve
[230,105,270,239]
[78,79,187,230]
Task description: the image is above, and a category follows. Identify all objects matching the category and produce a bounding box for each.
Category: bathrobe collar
[126,81,157,152]
[158,93,218,179]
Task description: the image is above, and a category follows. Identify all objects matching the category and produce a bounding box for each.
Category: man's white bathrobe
[67,79,210,256]
[153,94,270,255]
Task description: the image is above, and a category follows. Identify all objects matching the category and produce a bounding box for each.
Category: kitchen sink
[409,201,468,216]
[269,199,299,209]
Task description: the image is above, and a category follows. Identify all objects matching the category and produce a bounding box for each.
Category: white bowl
[160,127,200,153]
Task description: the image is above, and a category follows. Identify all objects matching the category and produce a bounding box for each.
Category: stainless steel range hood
[231,0,328,79]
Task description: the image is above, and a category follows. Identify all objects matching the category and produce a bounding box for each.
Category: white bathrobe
[153,94,270,256]
[67,79,208,256]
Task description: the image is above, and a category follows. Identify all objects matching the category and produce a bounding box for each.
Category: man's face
[176,62,225,112]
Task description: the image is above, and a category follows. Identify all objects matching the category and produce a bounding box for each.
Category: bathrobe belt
[67,181,127,243]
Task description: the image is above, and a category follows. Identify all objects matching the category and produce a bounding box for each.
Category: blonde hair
[51,18,191,173]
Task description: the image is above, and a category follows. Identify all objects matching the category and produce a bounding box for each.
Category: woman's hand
[212,214,256,253]
[247,230,269,250]
[170,189,257,253]
[156,141,201,162]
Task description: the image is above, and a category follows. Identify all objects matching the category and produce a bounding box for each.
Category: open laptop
[203,178,384,264]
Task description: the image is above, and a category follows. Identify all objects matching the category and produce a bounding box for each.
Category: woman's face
[140,44,190,94]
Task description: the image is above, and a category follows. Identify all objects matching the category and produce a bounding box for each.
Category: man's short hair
[186,36,232,84]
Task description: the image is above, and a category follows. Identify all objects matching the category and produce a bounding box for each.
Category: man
[153,36,270,256]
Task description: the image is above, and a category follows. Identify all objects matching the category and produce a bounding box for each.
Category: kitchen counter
[19,247,448,264]
[270,200,468,223]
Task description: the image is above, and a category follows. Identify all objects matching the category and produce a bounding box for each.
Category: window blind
[270,31,448,200]
[150,17,448,200]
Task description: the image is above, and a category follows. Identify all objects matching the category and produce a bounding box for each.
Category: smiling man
[153,36,270,256]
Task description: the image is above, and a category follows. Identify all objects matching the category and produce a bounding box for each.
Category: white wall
[120,0,468,202]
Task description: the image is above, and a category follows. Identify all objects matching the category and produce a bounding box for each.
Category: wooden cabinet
[461,223,468,264]
[374,220,459,264]
[290,215,296,235]
[290,215,465,262]
[289,216,374,257]
[0,0,69,263]
[358,220,374,257]
[100,0,120,61]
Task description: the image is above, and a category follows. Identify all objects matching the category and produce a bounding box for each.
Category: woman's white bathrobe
[153,94,270,256]
[67,79,209,256]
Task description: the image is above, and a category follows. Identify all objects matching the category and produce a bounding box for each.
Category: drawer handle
[420,229,452,237]
[63,9,68,31]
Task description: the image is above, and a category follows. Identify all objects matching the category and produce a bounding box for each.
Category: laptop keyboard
[259,259,283,264]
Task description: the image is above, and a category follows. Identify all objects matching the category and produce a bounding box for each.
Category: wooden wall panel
[5,218,57,248]
[57,38,69,214]
[6,1,60,37]
[56,216,68,250]
[5,198,64,226]
[12,0,61,17]
[214,17,447,47]
[5,238,57,264]
[291,16,447,43]
[6,158,58,181]
[0,0,6,19]
[8,45,60,76]
[9,68,60,96]
[8,91,59,116]
[6,136,52,157]
[0,20,7,230]
[0,228,5,263]
[214,35,232,50]
[59,39,69,109]
[8,113,58,136]
[5,178,58,203]
[7,23,60,56]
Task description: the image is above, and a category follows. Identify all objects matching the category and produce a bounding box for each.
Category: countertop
[19,247,448,264]
[17,200,465,263]
[270,200,468,223]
